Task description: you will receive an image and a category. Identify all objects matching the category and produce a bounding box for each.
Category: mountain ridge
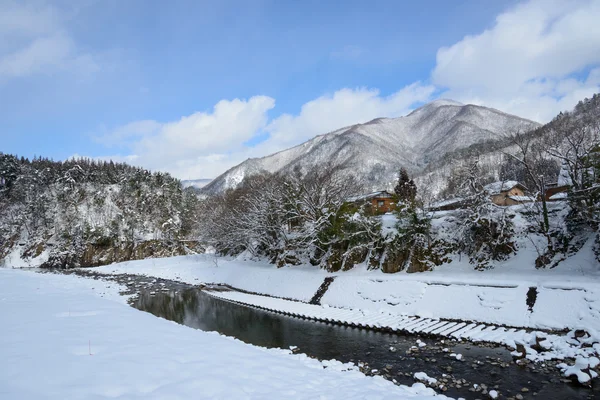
[202,100,540,194]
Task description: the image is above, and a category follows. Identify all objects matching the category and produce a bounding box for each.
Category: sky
[1,0,600,180]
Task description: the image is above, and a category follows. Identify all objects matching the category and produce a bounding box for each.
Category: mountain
[182,178,213,190]
[202,100,540,194]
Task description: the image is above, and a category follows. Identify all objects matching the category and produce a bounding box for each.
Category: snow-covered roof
[429,197,465,208]
[508,195,535,203]
[484,181,525,195]
[347,191,394,202]
[549,192,568,200]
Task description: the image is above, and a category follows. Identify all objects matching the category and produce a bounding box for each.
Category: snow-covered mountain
[182,178,213,190]
[202,100,540,194]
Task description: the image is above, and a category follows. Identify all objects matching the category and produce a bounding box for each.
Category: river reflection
[133,288,597,400]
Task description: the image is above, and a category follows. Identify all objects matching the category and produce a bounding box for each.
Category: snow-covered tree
[456,160,516,270]
[393,167,417,206]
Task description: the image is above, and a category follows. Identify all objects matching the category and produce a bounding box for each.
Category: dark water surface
[133,288,597,400]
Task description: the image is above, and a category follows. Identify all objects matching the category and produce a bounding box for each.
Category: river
[133,286,597,400]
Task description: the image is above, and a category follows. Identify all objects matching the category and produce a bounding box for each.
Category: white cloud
[97,96,275,179]
[98,84,434,179]
[95,120,162,148]
[432,0,600,122]
[94,0,600,179]
[0,1,99,81]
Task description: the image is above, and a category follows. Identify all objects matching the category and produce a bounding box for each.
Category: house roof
[484,181,527,195]
[508,195,535,203]
[347,190,394,202]
[429,197,465,209]
[549,192,568,200]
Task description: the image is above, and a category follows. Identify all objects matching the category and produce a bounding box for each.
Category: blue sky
[1,0,599,179]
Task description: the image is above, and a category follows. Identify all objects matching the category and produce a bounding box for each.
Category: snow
[347,191,394,202]
[558,356,600,384]
[557,161,573,187]
[429,197,465,209]
[414,372,437,385]
[203,101,538,195]
[0,269,446,400]
[90,253,600,334]
[181,178,212,189]
[483,181,522,195]
[549,192,568,200]
[508,195,535,202]
[77,251,600,374]
[97,254,328,302]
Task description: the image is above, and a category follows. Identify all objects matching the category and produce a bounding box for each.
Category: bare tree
[501,129,554,258]
[546,111,600,226]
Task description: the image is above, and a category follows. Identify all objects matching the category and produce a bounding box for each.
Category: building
[544,182,570,202]
[484,181,532,206]
[427,197,468,212]
[544,162,571,201]
[347,191,396,214]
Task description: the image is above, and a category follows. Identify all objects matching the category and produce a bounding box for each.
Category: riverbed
[50,269,598,399]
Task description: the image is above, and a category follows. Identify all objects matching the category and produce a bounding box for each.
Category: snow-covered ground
[0,269,445,399]
[92,253,600,332]
[86,253,600,382]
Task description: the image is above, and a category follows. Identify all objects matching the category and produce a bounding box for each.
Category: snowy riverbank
[93,254,600,333]
[87,253,600,384]
[0,268,444,399]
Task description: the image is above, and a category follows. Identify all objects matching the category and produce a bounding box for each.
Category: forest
[0,157,201,267]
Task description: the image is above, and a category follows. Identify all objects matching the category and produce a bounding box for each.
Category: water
[133,288,597,400]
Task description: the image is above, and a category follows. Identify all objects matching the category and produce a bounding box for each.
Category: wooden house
[347,191,396,214]
[544,182,570,201]
[428,197,468,212]
[484,181,532,206]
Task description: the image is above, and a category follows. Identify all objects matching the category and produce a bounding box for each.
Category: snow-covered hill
[181,178,212,189]
[202,100,540,194]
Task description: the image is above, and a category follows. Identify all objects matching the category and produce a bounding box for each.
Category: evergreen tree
[393,168,417,205]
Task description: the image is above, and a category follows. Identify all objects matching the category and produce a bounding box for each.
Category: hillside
[419,93,600,199]
[202,100,539,194]
[182,178,213,190]
[0,157,202,268]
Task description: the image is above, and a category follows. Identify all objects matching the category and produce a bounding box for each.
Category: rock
[574,329,588,338]
[516,394,524,400]
[521,387,529,392]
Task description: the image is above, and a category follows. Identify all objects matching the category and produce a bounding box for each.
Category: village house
[484,181,532,206]
[544,164,572,201]
[544,182,570,201]
[428,181,532,211]
[428,197,468,212]
[347,190,396,214]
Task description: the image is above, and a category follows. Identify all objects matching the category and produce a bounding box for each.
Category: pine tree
[393,168,417,204]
